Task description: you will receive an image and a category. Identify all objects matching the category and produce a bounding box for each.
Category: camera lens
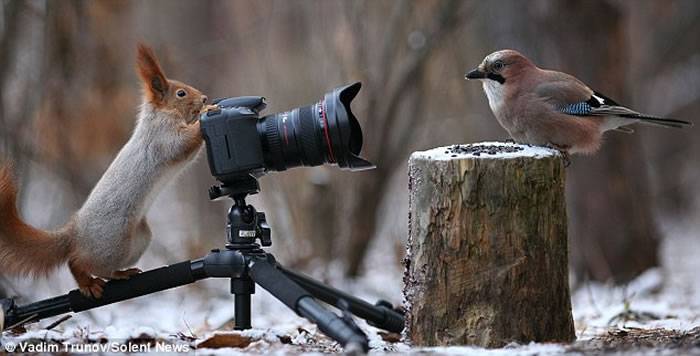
[257,82,374,172]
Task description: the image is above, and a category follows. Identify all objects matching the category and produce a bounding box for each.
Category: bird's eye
[176,89,187,98]
[493,60,504,72]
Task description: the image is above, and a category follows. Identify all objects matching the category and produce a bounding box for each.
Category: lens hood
[324,82,375,171]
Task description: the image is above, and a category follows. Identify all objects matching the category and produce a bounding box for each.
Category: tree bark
[404,142,575,347]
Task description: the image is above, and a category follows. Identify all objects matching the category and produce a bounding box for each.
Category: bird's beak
[465,68,486,80]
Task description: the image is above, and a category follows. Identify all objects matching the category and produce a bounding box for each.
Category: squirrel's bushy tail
[0,165,72,276]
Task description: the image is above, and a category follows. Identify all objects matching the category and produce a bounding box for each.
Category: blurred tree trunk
[542,0,659,283]
[0,0,34,295]
[345,168,389,274]
[40,0,89,195]
[0,0,24,156]
[301,170,337,263]
[342,0,467,276]
[627,1,700,219]
[0,0,36,183]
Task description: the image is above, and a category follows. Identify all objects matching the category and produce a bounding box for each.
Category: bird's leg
[504,138,516,144]
[545,143,571,168]
[560,151,571,168]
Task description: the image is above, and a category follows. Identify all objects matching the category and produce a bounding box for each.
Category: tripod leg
[1,261,200,327]
[247,256,369,352]
[231,277,254,330]
[3,249,247,328]
[277,264,405,333]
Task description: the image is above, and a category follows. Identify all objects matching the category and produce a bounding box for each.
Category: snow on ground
[2,212,699,354]
[571,220,700,340]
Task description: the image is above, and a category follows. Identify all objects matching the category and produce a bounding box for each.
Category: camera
[201,82,374,187]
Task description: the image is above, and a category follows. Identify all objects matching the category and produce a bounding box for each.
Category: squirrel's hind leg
[110,268,142,280]
[107,218,148,280]
[69,259,106,298]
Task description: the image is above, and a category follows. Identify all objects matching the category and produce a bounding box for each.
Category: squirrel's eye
[176,89,187,98]
[493,60,504,72]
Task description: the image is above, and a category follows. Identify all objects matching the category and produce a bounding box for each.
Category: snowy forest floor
[1,221,699,355]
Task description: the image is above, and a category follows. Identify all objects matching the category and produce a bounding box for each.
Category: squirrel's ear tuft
[136,43,169,104]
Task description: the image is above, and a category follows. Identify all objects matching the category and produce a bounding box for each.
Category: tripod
[1,177,404,352]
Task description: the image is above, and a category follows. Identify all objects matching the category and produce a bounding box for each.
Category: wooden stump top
[410,142,561,161]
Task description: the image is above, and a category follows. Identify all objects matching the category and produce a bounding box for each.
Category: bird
[465,49,691,157]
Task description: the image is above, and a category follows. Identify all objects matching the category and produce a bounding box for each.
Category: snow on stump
[404,142,575,347]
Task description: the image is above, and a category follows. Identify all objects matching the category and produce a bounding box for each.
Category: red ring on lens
[321,101,336,163]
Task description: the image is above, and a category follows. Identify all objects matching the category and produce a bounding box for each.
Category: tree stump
[404,142,575,347]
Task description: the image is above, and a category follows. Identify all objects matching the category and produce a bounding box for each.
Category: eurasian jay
[465,49,691,155]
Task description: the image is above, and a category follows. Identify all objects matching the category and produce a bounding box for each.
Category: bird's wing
[534,71,594,106]
[534,73,691,128]
[559,94,692,128]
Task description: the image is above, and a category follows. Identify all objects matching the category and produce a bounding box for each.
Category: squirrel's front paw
[79,277,106,299]
[200,104,218,114]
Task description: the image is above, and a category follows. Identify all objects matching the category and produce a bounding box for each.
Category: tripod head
[208,175,261,200]
[209,176,271,248]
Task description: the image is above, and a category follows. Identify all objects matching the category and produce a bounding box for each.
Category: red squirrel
[0,44,209,298]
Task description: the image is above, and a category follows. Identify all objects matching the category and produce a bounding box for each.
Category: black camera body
[201,96,269,182]
[201,82,374,188]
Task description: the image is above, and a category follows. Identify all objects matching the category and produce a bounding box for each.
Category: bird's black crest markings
[487,73,506,84]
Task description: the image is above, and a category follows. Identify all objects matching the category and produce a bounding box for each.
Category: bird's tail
[620,113,692,129]
[592,105,693,128]
[0,165,73,276]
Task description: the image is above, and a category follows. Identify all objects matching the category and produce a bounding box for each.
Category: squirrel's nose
[201,95,208,104]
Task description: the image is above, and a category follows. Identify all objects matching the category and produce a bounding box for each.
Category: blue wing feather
[559,91,617,116]
[559,102,592,116]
